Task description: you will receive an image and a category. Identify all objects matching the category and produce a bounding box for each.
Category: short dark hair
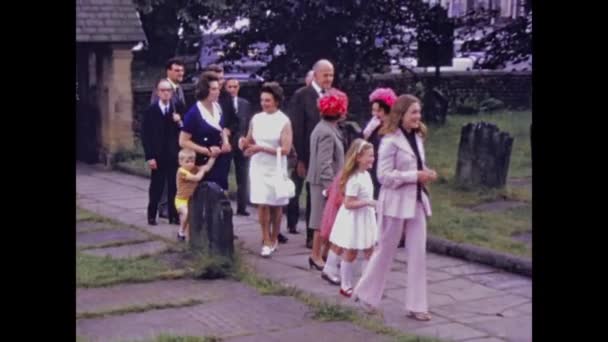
[371,99,391,114]
[204,64,224,73]
[225,77,238,84]
[260,82,284,105]
[196,71,220,100]
[165,58,185,71]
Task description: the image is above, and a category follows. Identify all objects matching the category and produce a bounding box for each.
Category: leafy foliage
[134,1,532,78]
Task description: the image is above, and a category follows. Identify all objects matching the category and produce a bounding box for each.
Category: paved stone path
[76,162,531,341]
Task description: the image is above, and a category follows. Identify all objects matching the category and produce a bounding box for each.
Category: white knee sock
[323,250,340,277]
[340,260,354,290]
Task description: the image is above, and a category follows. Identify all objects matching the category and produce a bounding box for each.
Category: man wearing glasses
[150,58,187,220]
[142,79,183,225]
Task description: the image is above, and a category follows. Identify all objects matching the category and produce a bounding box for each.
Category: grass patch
[76,252,177,287]
[189,251,237,280]
[77,207,116,223]
[312,302,358,321]
[79,238,157,251]
[77,299,204,320]
[423,111,532,257]
[148,336,221,342]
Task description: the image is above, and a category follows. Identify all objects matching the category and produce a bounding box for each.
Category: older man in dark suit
[143,79,183,225]
[150,58,187,219]
[288,59,335,248]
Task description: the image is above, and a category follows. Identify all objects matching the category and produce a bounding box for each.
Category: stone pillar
[98,44,134,165]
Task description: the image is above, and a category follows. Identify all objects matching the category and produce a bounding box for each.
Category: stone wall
[132,71,531,141]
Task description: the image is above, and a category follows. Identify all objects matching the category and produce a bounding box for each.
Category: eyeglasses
[159,88,173,92]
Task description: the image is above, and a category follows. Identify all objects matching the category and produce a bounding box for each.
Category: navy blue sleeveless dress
[182,102,231,190]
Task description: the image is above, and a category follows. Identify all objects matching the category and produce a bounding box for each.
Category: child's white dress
[329,171,378,249]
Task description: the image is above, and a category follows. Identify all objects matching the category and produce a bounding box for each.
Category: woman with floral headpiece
[305,90,348,282]
[363,87,397,199]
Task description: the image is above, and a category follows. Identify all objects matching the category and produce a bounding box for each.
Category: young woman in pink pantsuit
[353,94,438,321]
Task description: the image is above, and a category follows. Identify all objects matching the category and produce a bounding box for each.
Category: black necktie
[165,106,170,116]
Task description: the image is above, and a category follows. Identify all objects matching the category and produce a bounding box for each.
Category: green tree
[134,0,229,64]
[134,0,531,77]
[219,0,428,82]
[455,8,532,70]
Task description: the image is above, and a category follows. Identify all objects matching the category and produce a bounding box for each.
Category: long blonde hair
[339,138,374,195]
[379,94,427,139]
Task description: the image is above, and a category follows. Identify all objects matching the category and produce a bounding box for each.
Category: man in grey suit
[288,59,335,248]
[150,58,187,220]
[225,78,253,216]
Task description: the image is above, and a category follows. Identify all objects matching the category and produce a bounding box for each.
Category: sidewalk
[76,162,531,342]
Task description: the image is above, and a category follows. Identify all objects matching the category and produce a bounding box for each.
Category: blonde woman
[353,95,438,321]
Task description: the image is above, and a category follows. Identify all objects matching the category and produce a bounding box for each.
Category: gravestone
[188,181,234,260]
[455,122,514,188]
[423,87,449,124]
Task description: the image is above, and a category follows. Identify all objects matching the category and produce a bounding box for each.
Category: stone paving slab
[468,315,531,342]
[410,322,488,341]
[77,228,149,248]
[380,298,453,334]
[427,278,504,303]
[441,263,500,276]
[76,221,120,233]
[425,254,470,270]
[432,294,531,319]
[77,294,312,342]
[82,240,170,259]
[77,279,257,315]
[224,321,394,342]
[245,255,313,282]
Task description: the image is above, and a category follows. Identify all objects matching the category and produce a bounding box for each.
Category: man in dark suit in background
[225,78,253,216]
[288,59,335,248]
[142,79,183,225]
[150,58,187,219]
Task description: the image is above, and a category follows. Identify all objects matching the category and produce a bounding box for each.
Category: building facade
[425,0,528,18]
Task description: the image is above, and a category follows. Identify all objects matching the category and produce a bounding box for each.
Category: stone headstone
[423,88,449,124]
[455,122,514,188]
[188,181,234,260]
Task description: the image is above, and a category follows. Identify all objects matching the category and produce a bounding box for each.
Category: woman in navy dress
[179,72,232,190]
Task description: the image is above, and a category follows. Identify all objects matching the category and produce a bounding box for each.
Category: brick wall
[132,71,531,141]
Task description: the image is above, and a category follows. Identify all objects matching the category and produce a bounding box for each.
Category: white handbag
[273,147,296,200]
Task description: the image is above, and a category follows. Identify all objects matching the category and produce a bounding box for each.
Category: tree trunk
[455,122,514,188]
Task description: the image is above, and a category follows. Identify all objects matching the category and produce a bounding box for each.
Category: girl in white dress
[329,138,378,297]
[239,82,293,257]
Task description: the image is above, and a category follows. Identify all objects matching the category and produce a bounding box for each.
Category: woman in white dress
[329,139,378,297]
[239,82,293,257]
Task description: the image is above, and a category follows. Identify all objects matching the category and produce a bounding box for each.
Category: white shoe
[271,241,278,253]
[260,245,272,257]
